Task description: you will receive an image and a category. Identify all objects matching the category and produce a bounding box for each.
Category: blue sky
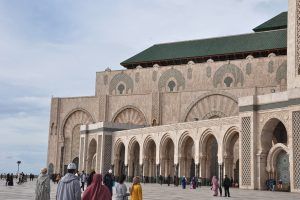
[0,0,287,174]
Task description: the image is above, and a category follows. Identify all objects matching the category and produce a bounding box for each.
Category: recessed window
[224,77,233,87]
[168,81,176,92]
[117,84,125,94]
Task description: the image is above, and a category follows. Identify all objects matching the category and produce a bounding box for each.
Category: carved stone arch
[178,131,195,157]
[223,126,239,156]
[109,73,134,94]
[143,135,157,155]
[199,129,217,155]
[276,60,287,84]
[61,109,94,165]
[213,63,244,88]
[114,138,125,157]
[184,92,238,122]
[112,106,147,126]
[260,117,288,154]
[158,68,185,92]
[61,108,95,138]
[266,143,289,173]
[159,133,175,158]
[128,137,140,158]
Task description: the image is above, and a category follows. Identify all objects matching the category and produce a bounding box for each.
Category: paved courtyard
[0,179,299,200]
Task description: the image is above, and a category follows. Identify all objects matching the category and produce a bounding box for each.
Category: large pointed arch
[183,92,238,122]
[61,109,94,168]
[112,106,147,126]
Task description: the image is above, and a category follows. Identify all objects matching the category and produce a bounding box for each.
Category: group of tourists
[34,162,143,200]
[5,173,14,186]
[2,172,33,186]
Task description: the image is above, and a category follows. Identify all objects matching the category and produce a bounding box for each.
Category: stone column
[218,163,224,186]
[256,153,267,190]
[199,155,207,178]
[195,164,200,177]
[125,165,128,181]
[156,164,160,183]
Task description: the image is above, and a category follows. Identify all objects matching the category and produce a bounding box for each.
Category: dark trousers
[81,182,85,191]
[224,186,230,197]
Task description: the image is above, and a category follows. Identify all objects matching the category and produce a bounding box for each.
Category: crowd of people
[1,163,287,199]
[1,172,36,186]
[34,162,143,200]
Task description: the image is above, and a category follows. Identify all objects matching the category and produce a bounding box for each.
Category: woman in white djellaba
[35,168,50,200]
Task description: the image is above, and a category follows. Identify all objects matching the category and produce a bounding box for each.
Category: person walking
[223,175,231,197]
[167,175,171,186]
[103,169,114,196]
[115,175,129,200]
[80,171,86,191]
[159,175,163,186]
[87,170,95,187]
[211,176,219,196]
[82,174,111,200]
[35,168,50,200]
[56,163,81,200]
[182,176,187,189]
[130,176,142,200]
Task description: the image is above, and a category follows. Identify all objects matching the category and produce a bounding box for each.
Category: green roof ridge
[253,12,287,32]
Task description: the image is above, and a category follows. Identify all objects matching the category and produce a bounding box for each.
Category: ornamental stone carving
[158,68,185,92]
[213,64,244,88]
[276,60,287,84]
[109,73,134,94]
[297,0,300,75]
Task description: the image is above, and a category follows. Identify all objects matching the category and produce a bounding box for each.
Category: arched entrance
[143,138,156,183]
[223,128,239,185]
[200,132,219,182]
[160,136,175,179]
[179,135,195,179]
[261,118,289,190]
[114,141,126,179]
[72,157,79,171]
[128,140,140,180]
[87,139,97,172]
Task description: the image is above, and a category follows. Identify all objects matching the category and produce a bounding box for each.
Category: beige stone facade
[47,0,300,193]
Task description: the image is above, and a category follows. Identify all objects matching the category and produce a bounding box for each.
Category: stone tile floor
[0,179,299,199]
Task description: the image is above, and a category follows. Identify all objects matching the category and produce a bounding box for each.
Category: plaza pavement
[0,179,299,199]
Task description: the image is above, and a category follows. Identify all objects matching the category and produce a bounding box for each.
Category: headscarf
[82,174,111,200]
[212,176,218,186]
[133,176,140,185]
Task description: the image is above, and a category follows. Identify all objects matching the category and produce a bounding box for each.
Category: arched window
[117,84,125,94]
[224,77,233,87]
[168,81,176,92]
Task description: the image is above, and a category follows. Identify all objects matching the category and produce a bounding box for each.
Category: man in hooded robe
[35,168,50,200]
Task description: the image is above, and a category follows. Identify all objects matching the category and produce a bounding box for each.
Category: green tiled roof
[253,12,287,32]
[121,29,287,67]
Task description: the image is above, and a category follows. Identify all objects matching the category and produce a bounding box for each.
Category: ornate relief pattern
[135,72,140,83]
[152,71,157,82]
[206,66,211,78]
[187,68,193,80]
[246,63,252,75]
[241,117,251,186]
[185,94,238,122]
[109,73,134,94]
[276,61,287,84]
[103,135,112,174]
[268,61,274,73]
[158,68,185,92]
[292,111,300,189]
[113,107,147,125]
[213,64,244,88]
[151,93,160,125]
[297,0,300,75]
[104,75,108,85]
